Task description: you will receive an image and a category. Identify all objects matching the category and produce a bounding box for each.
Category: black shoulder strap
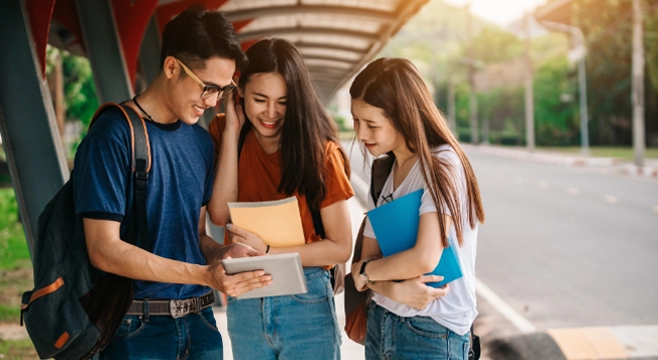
[237,123,250,159]
[119,104,151,252]
[370,155,395,206]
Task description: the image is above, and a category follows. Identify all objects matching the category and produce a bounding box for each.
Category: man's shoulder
[87,105,132,139]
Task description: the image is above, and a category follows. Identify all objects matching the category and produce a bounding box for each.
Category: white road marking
[538,181,548,189]
[604,195,618,204]
[475,279,537,334]
[567,187,579,195]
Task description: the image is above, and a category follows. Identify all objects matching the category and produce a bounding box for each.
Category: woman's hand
[223,87,246,132]
[387,275,450,310]
[351,255,381,292]
[225,223,267,253]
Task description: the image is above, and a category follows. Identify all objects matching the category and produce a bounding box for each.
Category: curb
[487,325,658,360]
[622,165,658,179]
[463,144,623,167]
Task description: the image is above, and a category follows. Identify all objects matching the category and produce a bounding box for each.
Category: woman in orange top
[207,38,353,359]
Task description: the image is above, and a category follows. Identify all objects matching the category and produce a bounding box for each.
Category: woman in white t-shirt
[350,57,485,360]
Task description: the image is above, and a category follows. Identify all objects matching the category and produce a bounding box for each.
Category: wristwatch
[359,260,371,285]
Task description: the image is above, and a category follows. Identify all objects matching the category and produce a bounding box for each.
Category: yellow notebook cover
[228,196,305,247]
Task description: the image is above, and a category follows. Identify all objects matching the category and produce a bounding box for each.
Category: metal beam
[303,55,358,66]
[139,15,162,85]
[225,4,396,24]
[239,27,380,42]
[293,41,368,55]
[0,0,69,256]
[75,0,133,103]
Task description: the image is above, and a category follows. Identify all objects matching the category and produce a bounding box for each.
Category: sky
[443,0,549,26]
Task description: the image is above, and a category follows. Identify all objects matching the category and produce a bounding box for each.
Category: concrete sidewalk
[464,144,658,179]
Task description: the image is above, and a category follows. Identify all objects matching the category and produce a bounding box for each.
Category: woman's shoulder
[432,144,460,162]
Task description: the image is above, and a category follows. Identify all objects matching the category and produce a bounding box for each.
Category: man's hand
[384,275,450,310]
[206,260,272,297]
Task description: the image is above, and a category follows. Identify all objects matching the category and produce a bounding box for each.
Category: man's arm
[84,218,211,286]
[83,207,271,297]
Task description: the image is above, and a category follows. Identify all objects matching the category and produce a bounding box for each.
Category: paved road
[343,141,658,331]
[470,151,658,330]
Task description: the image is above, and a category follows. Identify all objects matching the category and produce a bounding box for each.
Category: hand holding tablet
[222,253,307,299]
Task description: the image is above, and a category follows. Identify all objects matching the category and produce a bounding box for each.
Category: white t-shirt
[363,144,478,336]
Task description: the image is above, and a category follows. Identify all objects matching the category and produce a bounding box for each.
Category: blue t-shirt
[72,107,215,299]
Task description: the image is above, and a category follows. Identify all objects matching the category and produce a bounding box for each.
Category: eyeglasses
[381,193,394,205]
[175,58,236,101]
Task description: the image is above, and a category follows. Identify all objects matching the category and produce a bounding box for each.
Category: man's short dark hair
[160,5,247,71]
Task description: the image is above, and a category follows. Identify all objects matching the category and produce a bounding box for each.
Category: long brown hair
[240,38,350,210]
[350,58,484,247]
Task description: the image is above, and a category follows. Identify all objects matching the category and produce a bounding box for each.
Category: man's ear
[163,56,177,79]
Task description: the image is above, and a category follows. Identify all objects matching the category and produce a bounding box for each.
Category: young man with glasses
[72,6,271,359]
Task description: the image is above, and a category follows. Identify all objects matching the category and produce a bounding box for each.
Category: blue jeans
[99,307,223,359]
[227,267,341,360]
[366,303,470,360]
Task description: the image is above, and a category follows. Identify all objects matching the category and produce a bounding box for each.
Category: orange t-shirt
[208,114,354,245]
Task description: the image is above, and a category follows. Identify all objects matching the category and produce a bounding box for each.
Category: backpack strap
[370,155,395,205]
[89,103,152,251]
[352,155,395,262]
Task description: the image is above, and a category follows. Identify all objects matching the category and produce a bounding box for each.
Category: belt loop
[143,299,150,322]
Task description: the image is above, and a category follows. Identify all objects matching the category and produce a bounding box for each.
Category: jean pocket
[404,316,448,339]
[113,316,146,338]
[198,308,220,333]
[290,275,329,304]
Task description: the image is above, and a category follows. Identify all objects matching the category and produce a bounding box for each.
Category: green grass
[0,226,30,271]
[0,338,38,359]
[0,188,30,271]
[535,146,658,160]
[0,187,33,325]
[0,304,22,324]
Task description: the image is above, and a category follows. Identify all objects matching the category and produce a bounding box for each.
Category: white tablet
[222,253,307,299]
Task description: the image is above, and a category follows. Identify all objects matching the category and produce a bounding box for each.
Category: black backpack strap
[120,104,151,251]
[237,123,250,159]
[370,155,395,205]
[468,325,481,360]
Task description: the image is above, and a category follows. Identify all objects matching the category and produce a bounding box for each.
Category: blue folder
[367,189,462,287]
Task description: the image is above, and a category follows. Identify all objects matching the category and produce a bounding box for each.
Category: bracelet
[265,245,270,253]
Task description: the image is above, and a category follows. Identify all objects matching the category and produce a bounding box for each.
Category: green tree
[534,56,580,145]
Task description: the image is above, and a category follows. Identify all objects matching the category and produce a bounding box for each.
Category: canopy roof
[47,0,429,101]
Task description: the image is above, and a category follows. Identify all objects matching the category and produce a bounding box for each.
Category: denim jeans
[227,267,341,360]
[99,307,223,360]
[366,303,470,360]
